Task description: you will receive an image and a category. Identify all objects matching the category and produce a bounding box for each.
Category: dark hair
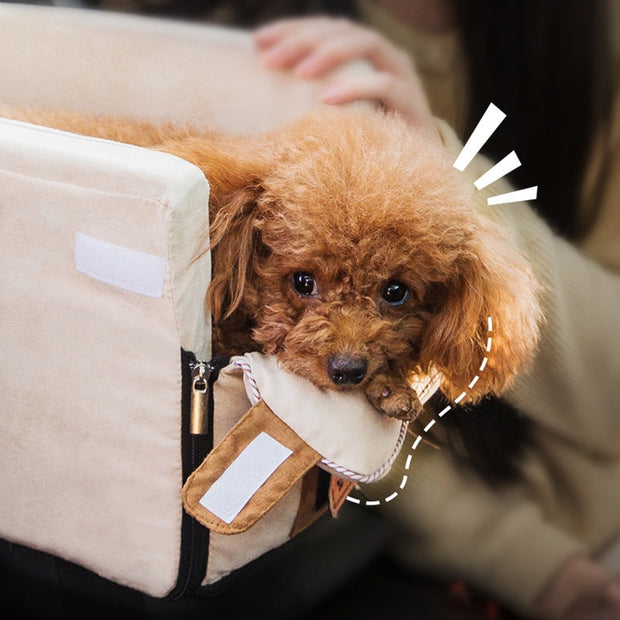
[453,0,613,241]
[424,394,534,488]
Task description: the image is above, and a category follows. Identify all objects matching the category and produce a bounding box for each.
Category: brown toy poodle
[4,107,541,420]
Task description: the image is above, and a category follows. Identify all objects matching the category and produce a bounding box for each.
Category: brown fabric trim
[289,466,328,538]
[328,475,356,518]
[182,399,321,534]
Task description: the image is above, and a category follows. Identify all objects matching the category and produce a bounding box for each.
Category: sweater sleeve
[371,443,586,616]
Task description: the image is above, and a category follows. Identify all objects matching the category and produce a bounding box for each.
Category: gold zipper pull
[190,362,209,435]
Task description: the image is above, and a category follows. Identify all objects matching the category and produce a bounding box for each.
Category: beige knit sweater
[359,1,620,615]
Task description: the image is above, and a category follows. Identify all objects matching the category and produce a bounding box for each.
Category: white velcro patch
[74,232,166,298]
[199,432,293,524]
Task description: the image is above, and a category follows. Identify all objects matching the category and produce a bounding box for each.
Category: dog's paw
[366,375,423,421]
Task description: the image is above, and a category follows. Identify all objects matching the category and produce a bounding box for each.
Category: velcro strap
[182,400,321,534]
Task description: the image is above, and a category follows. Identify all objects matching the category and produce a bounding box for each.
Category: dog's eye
[381,280,409,306]
[291,272,318,297]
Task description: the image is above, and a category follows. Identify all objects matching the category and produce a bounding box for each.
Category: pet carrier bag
[0,5,439,615]
[0,115,414,602]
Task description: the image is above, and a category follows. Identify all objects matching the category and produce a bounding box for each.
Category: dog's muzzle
[327,355,368,386]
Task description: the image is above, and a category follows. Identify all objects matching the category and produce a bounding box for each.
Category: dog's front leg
[365,371,423,421]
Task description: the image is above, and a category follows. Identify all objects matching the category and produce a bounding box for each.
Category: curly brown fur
[5,107,542,420]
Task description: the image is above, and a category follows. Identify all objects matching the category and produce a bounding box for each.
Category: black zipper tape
[167,350,228,600]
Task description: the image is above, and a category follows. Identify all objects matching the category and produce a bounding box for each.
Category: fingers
[254,16,439,142]
[297,32,413,79]
[320,72,440,144]
[254,17,306,47]
[256,24,328,72]
[255,18,350,74]
[294,33,383,78]
[255,17,412,79]
[320,72,409,106]
[562,576,620,619]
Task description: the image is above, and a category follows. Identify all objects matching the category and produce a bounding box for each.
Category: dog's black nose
[327,355,368,386]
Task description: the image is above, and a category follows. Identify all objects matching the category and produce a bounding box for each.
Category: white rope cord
[233,358,261,403]
[233,357,407,484]
[318,420,408,483]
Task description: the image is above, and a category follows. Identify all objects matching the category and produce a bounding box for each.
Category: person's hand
[533,554,620,619]
[561,579,620,619]
[254,17,440,144]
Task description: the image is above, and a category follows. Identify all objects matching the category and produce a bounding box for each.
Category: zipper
[167,350,229,600]
[190,361,209,436]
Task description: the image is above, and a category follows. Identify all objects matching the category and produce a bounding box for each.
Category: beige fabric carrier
[0,4,422,599]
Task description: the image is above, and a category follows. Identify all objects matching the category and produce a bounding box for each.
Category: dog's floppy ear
[418,222,542,403]
[206,181,266,322]
[159,133,272,323]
